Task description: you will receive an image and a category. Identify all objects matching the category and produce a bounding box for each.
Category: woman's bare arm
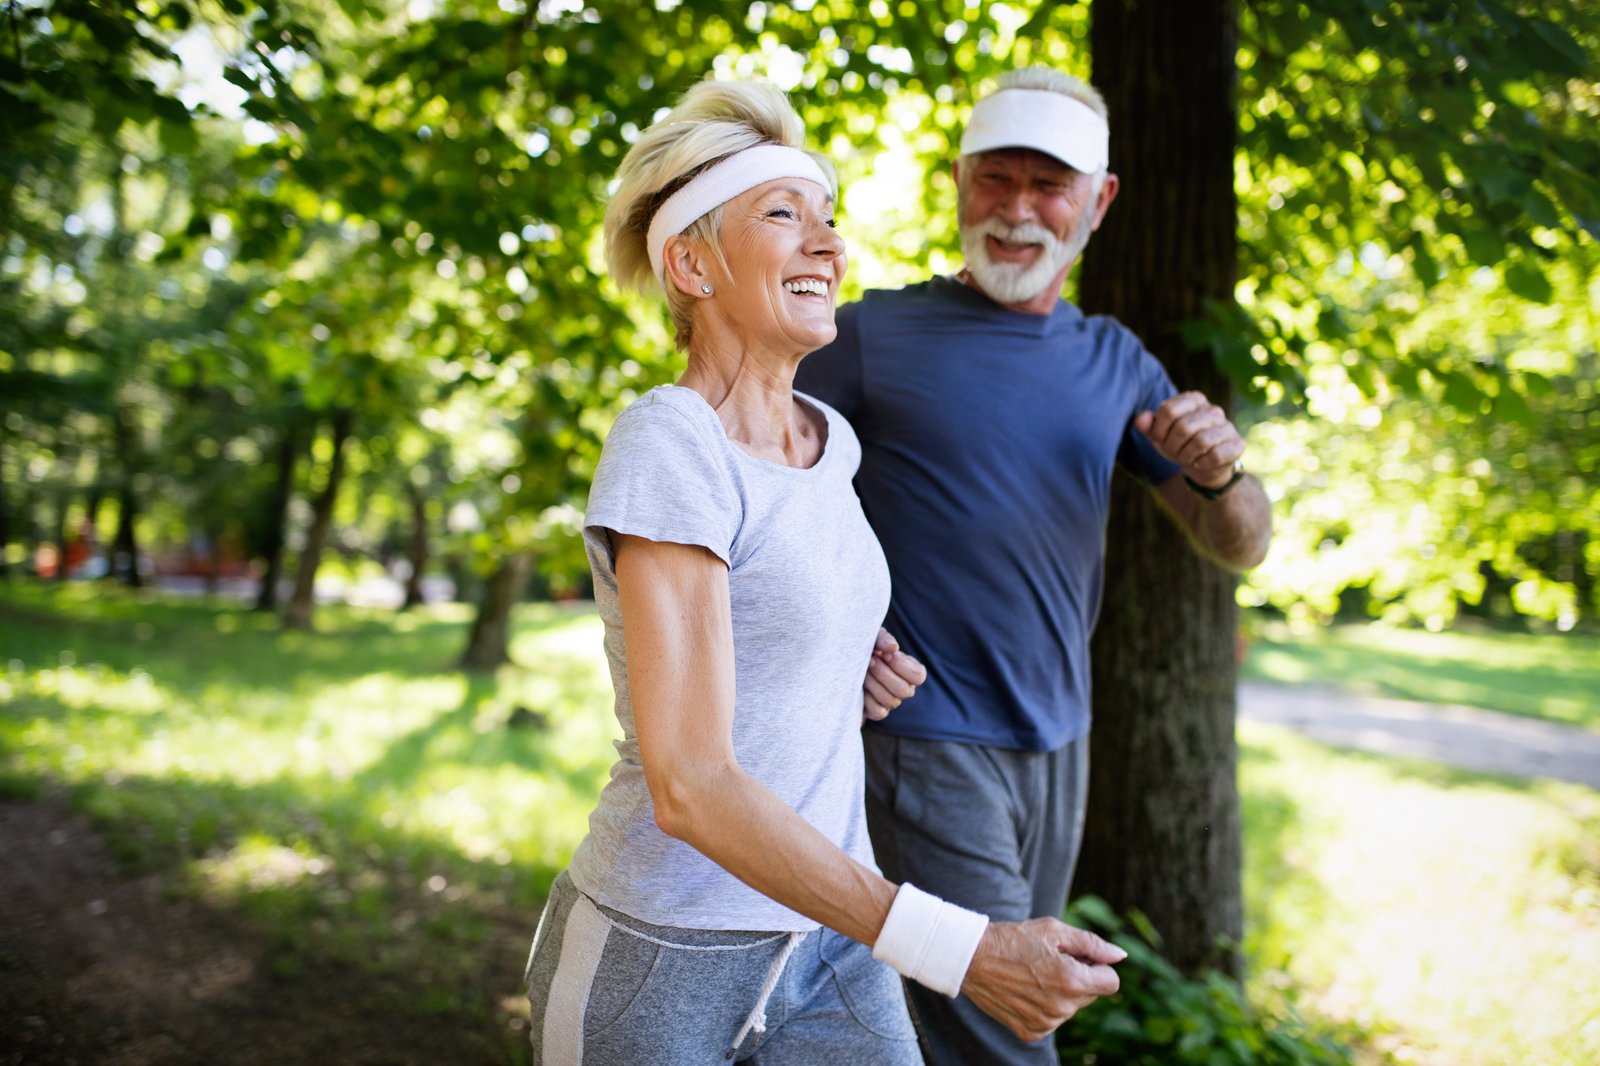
[613,532,1123,1036]
[616,532,896,944]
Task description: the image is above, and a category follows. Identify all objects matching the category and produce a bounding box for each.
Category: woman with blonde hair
[523,78,1125,1064]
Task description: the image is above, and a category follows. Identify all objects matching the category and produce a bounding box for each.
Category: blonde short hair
[603,79,835,349]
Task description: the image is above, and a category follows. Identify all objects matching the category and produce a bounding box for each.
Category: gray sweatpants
[862,730,1090,1066]
[525,871,923,1064]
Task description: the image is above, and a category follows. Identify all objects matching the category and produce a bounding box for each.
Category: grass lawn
[1241,618,1600,731]
[1,583,619,1057]
[3,585,1597,1065]
[1241,724,1600,1066]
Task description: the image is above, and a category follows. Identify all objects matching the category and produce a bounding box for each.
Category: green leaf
[1442,371,1482,412]
[1347,359,1379,399]
[1505,260,1553,304]
[1526,19,1588,75]
[160,114,198,155]
[1480,163,1532,206]
[1408,232,1440,288]
[1462,226,1507,266]
[1316,302,1350,340]
[1492,386,1534,428]
[1522,188,1561,229]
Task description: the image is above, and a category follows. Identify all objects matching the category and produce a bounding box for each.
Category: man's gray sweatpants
[862,730,1090,1066]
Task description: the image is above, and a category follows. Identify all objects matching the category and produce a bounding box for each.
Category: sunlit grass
[1243,618,1600,730]
[1242,723,1600,1066]
[6,583,1596,1064]
[0,582,618,1033]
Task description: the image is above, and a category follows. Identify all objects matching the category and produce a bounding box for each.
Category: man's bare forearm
[1155,473,1273,573]
[1192,474,1272,571]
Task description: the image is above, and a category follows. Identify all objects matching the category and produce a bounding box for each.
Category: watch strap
[1183,463,1245,500]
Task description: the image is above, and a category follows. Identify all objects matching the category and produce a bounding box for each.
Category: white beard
[958,198,1098,305]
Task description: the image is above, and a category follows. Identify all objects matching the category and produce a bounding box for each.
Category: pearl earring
[701,284,713,295]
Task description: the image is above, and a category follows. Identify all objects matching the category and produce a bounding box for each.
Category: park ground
[2,585,1598,1065]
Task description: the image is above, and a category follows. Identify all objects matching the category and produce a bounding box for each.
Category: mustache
[969,219,1062,248]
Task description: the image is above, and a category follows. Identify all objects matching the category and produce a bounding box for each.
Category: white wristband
[872,883,989,997]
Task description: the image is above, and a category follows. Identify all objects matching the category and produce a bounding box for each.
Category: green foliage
[1058,897,1356,1066]
[1223,0,1600,624]
[1231,0,1599,408]
[3,0,1597,624]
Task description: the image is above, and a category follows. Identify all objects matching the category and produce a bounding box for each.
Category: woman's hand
[960,918,1125,1041]
[863,628,927,721]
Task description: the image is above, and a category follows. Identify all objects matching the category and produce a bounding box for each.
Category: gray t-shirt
[569,385,890,931]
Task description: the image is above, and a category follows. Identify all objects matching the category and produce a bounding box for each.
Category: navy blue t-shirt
[794,276,1180,751]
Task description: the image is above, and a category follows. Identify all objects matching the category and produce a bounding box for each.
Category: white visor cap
[959,88,1109,173]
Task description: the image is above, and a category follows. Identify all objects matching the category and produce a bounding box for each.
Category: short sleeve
[793,300,864,421]
[583,398,741,567]
[1115,334,1183,485]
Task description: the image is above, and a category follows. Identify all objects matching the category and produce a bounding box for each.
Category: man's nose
[996,186,1036,225]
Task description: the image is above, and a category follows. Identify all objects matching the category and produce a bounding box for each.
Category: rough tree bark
[284,411,353,630]
[1076,0,1245,976]
[399,481,430,611]
[457,553,532,672]
[254,425,299,613]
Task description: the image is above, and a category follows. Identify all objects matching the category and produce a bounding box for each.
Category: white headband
[646,144,830,280]
[960,88,1110,173]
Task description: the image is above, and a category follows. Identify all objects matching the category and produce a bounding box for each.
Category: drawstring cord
[726,930,805,1059]
[586,904,807,1062]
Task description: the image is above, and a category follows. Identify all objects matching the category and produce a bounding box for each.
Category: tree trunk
[0,437,11,578]
[109,484,144,587]
[284,410,354,630]
[52,490,70,583]
[400,480,430,611]
[1076,0,1244,977]
[457,553,531,672]
[444,552,474,604]
[20,481,41,574]
[106,407,146,588]
[202,522,222,597]
[83,488,104,580]
[254,425,299,612]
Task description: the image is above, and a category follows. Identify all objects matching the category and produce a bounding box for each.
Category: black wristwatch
[1183,462,1245,500]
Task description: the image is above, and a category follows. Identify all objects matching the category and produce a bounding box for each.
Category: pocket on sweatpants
[818,931,918,1042]
[581,931,663,1040]
[866,732,923,824]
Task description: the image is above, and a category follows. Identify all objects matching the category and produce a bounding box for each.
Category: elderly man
[798,67,1273,1065]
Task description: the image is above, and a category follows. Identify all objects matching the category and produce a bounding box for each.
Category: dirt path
[1240,681,1600,790]
[0,797,523,1066]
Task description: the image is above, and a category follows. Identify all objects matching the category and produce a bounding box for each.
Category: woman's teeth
[783,278,828,295]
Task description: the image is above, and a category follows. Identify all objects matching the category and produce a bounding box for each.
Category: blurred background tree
[2,0,1596,976]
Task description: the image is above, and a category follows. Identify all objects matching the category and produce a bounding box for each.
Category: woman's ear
[662,234,714,298]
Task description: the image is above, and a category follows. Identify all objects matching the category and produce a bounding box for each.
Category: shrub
[1058,897,1358,1066]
